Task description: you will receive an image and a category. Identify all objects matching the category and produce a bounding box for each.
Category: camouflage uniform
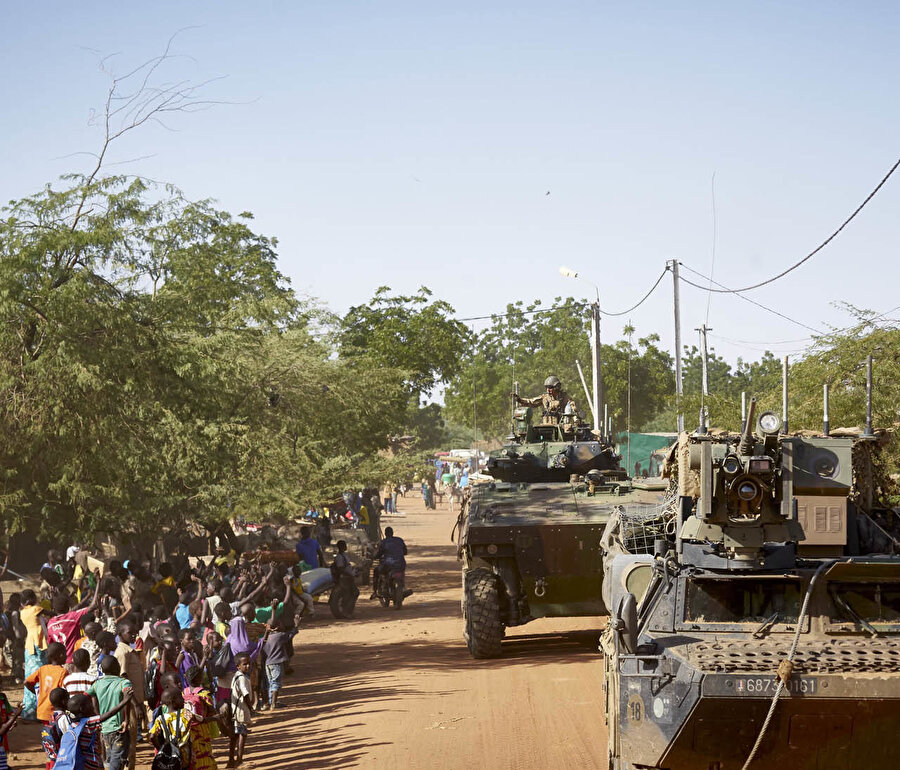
[515,389,577,427]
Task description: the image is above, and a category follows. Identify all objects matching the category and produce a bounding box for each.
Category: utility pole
[591,302,603,433]
[626,322,633,471]
[782,356,789,435]
[669,260,684,433]
[472,369,477,448]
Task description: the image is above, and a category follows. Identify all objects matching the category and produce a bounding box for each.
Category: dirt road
[264,493,611,770]
[7,492,610,768]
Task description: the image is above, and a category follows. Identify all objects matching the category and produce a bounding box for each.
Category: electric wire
[708,302,900,352]
[703,155,900,294]
[705,171,717,325]
[456,266,668,323]
[709,333,814,346]
[678,262,823,335]
[597,267,669,317]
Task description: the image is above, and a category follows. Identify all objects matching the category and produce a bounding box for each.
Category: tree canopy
[442,299,674,439]
[0,174,409,540]
[2,174,896,543]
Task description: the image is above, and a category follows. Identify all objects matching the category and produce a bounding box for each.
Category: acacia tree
[338,286,471,448]
[0,41,421,542]
[0,174,416,539]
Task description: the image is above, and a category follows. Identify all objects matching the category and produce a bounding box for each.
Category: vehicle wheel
[463,568,505,659]
[376,578,390,607]
[393,583,404,609]
[605,650,620,769]
[329,588,345,619]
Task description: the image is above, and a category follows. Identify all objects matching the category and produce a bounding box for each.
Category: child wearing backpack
[150,687,193,770]
[54,690,133,770]
[205,631,235,708]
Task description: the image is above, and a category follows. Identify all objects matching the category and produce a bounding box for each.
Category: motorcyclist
[370,527,413,600]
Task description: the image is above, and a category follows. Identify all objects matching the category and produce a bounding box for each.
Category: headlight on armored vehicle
[757,411,782,435]
[737,480,760,501]
[721,455,742,475]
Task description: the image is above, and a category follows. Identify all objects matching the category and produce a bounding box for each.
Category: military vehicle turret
[485,405,624,483]
[457,389,665,658]
[601,393,900,769]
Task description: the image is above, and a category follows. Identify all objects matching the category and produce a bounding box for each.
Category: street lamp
[558,266,599,302]
[559,266,603,434]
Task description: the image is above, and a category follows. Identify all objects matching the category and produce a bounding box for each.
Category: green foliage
[443,299,674,440]
[339,286,471,396]
[337,286,470,450]
[783,306,900,431]
[3,169,895,545]
[0,175,408,540]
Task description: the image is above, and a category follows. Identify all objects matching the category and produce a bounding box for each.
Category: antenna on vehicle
[863,355,875,438]
[782,357,790,434]
[823,383,830,436]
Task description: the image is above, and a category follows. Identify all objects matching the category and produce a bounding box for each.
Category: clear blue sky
[2,1,898,372]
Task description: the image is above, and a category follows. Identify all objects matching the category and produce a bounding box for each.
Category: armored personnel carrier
[458,383,671,658]
[457,474,665,658]
[486,405,624,483]
[601,397,900,769]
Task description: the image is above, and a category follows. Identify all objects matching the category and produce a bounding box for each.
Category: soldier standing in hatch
[513,375,578,427]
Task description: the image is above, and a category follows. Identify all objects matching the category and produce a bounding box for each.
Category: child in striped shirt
[63,649,96,695]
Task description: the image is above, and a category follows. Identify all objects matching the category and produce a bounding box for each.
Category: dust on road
[7,493,610,769]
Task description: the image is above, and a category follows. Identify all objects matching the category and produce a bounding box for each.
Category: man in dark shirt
[374,527,407,569]
[371,528,412,599]
[295,527,325,569]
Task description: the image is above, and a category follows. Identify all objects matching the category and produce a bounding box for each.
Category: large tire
[463,568,505,659]
[376,574,390,608]
[329,587,346,619]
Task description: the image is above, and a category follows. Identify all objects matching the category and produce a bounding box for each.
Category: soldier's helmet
[544,375,561,390]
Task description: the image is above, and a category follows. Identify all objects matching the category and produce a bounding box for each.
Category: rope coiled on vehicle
[740,559,836,769]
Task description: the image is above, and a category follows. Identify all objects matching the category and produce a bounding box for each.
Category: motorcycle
[373,559,407,609]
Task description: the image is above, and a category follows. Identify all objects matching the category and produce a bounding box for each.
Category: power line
[705,171,718,325]
[598,267,669,317]
[709,332,813,346]
[701,155,900,294]
[708,302,900,352]
[456,267,668,323]
[678,262,823,334]
[707,333,810,355]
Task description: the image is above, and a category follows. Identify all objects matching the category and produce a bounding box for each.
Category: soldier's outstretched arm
[514,394,544,407]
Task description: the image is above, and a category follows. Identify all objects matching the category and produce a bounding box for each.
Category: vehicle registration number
[735,677,817,696]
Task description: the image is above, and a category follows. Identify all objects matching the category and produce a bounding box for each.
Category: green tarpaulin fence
[613,432,677,477]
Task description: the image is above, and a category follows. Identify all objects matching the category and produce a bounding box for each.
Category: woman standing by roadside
[20,590,47,719]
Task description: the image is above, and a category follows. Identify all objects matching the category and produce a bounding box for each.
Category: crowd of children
[0,547,310,769]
